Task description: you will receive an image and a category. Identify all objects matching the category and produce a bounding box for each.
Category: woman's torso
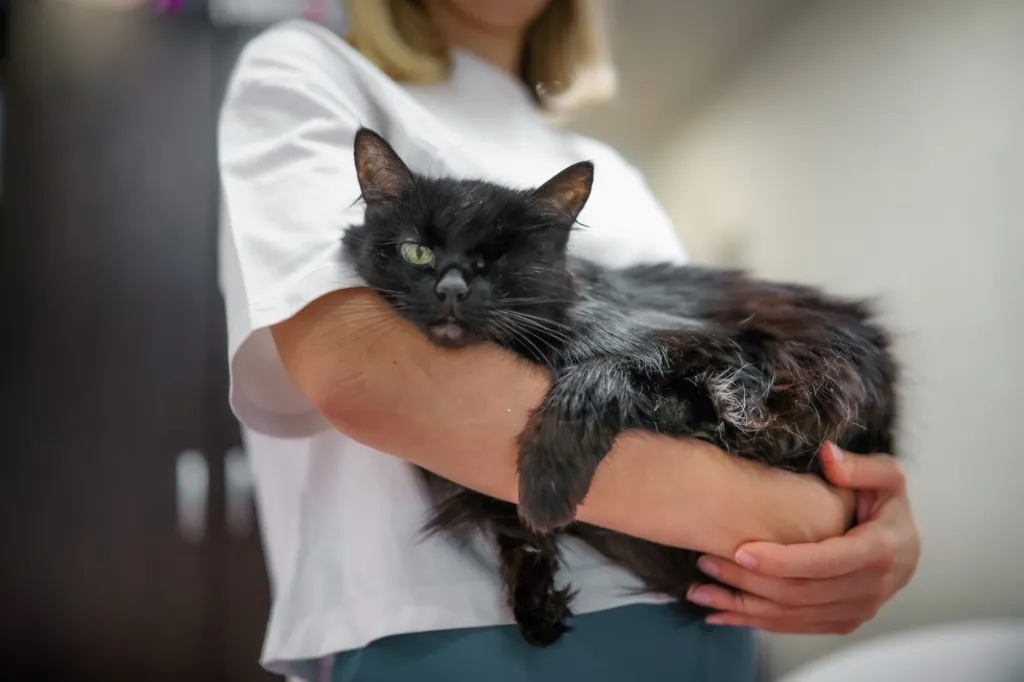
[219,20,707,677]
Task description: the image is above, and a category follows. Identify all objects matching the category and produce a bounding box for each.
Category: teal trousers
[331,603,758,682]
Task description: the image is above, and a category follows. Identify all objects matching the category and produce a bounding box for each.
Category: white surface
[217,20,689,677]
[650,0,1024,674]
[781,620,1024,682]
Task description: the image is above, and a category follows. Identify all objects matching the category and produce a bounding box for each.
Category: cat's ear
[529,161,594,220]
[353,128,416,206]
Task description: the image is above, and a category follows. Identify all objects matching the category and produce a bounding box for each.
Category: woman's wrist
[757,468,856,545]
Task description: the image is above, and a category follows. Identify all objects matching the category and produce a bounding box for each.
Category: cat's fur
[342,128,899,646]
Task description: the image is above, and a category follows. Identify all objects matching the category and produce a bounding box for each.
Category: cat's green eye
[399,242,435,266]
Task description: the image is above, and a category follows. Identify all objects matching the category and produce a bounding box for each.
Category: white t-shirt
[218,20,688,678]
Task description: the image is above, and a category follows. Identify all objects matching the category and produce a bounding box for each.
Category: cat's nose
[435,269,469,303]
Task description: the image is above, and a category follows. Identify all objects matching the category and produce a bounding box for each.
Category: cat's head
[342,128,592,349]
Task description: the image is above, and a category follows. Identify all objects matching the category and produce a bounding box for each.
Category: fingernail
[687,586,714,606]
[735,550,758,569]
[828,441,843,462]
[697,556,720,578]
[705,614,728,625]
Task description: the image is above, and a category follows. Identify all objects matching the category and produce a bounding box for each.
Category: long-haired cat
[342,128,899,646]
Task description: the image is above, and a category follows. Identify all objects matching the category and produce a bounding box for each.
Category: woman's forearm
[577,434,852,556]
[274,288,852,557]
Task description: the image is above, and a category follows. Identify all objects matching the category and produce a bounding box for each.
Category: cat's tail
[422,484,521,536]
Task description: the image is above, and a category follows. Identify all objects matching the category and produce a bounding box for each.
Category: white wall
[648,0,1024,675]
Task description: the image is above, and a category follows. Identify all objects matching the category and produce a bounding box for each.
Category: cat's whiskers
[315,296,417,336]
[488,311,572,368]
[498,309,574,337]
[492,305,573,332]
[496,315,574,353]
[318,315,401,346]
[501,300,577,314]
[486,316,557,372]
[314,301,415,332]
[512,324,563,358]
[491,309,563,336]
[315,313,393,339]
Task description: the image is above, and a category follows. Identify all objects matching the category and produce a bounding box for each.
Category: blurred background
[1,0,1021,680]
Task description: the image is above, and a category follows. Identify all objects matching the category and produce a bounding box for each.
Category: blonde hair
[344,0,616,112]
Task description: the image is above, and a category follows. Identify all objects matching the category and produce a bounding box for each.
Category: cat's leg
[495,529,574,647]
[517,359,636,532]
[423,480,574,646]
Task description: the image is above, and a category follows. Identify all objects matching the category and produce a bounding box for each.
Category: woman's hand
[686,442,921,634]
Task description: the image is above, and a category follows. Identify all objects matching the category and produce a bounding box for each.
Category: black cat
[342,128,899,646]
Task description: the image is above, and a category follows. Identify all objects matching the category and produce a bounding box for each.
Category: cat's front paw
[517,476,581,534]
[517,438,594,533]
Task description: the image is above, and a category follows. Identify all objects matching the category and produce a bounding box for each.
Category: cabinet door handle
[175,449,209,543]
[224,446,254,538]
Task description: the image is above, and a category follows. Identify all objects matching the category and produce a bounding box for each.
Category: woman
[217,1,921,680]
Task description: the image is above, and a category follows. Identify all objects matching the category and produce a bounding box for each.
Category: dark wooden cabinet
[1,3,273,680]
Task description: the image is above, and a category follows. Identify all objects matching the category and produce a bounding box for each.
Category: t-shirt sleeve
[217,23,372,438]
[621,162,690,266]
[570,134,689,267]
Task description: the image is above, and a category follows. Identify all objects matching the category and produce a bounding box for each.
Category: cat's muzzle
[428,318,468,346]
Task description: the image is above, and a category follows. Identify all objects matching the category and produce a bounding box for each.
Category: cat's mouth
[428,319,469,346]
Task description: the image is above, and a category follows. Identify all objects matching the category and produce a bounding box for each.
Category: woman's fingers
[820,442,906,492]
[694,555,881,606]
[687,582,879,624]
[733,531,881,579]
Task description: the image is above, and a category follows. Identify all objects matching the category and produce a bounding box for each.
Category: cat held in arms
[341,128,899,646]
